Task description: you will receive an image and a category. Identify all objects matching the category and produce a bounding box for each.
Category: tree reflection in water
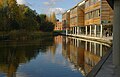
[0,35,110,77]
[0,36,54,77]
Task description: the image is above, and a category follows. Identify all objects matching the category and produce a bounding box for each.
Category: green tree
[40,21,55,32]
[0,0,55,32]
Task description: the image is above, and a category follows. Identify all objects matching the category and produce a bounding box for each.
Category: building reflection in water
[0,36,110,77]
[48,36,63,60]
[62,36,110,76]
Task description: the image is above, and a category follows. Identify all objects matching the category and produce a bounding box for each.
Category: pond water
[0,36,110,77]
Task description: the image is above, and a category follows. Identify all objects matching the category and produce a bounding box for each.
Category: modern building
[62,0,113,38]
[62,10,70,35]
[70,1,85,35]
[85,0,113,37]
[54,21,62,31]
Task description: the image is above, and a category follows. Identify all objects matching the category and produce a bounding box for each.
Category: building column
[72,27,74,34]
[113,0,120,66]
[85,41,87,50]
[71,27,73,34]
[72,27,73,34]
[75,27,77,35]
[76,27,77,35]
[100,44,103,57]
[94,43,96,55]
[75,39,76,46]
[66,37,68,44]
[77,27,79,35]
[90,25,92,36]
[74,27,75,34]
[80,27,81,34]
[94,25,97,37]
[66,29,68,35]
[73,27,75,34]
[77,39,79,47]
[86,26,88,36]
[70,27,71,34]
[100,24,103,37]
[90,42,91,52]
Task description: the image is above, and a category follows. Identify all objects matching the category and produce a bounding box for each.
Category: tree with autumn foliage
[39,14,55,32]
[0,0,55,33]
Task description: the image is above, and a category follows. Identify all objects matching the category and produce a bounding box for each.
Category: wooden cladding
[62,0,113,27]
[101,0,113,24]
[85,1,101,13]
[84,1,101,25]
[85,0,113,25]
[78,9,84,26]
[62,12,70,29]
[85,17,100,25]
[70,6,85,27]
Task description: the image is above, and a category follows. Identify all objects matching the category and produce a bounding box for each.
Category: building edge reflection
[62,36,110,76]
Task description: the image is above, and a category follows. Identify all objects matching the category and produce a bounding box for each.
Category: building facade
[70,1,85,35]
[54,21,62,31]
[62,11,70,34]
[85,0,113,37]
[62,0,113,38]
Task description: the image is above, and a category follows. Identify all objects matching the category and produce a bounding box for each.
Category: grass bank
[0,30,54,41]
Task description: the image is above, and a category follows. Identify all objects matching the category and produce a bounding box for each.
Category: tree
[50,12,56,25]
[39,21,55,32]
[39,14,46,23]
[0,0,55,32]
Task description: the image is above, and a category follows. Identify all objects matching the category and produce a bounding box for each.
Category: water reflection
[62,36,110,76]
[0,36,110,77]
[0,36,54,77]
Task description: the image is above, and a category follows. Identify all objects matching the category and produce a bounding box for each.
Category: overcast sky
[16,0,81,20]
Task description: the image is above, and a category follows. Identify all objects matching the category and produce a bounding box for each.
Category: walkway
[96,52,120,77]
[67,34,112,44]
[65,34,120,77]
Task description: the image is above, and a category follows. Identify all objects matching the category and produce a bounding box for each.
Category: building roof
[62,0,85,14]
[106,0,114,9]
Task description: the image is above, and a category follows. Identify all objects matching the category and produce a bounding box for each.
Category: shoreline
[61,33,112,46]
[60,33,113,77]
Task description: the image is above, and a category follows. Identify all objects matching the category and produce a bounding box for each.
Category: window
[85,1,89,8]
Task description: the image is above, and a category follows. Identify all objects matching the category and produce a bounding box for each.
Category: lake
[0,35,110,77]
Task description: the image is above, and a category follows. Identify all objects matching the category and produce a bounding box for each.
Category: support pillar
[74,27,75,34]
[100,44,103,57]
[90,25,92,36]
[94,25,97,37]
[66,29,68,35]
[77,39,79,47]
[86,26,88,35]
[90,42,91,52]
[85,41,87,50]
[94,43,96,55]
[77,27,79,35]
[74,39,76,46]
[100,24,103,37]
[80,27,81,34]
[72,27,74,34]
[113,0,120,66]
[75,27,77,35]
[76,27,77,35]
